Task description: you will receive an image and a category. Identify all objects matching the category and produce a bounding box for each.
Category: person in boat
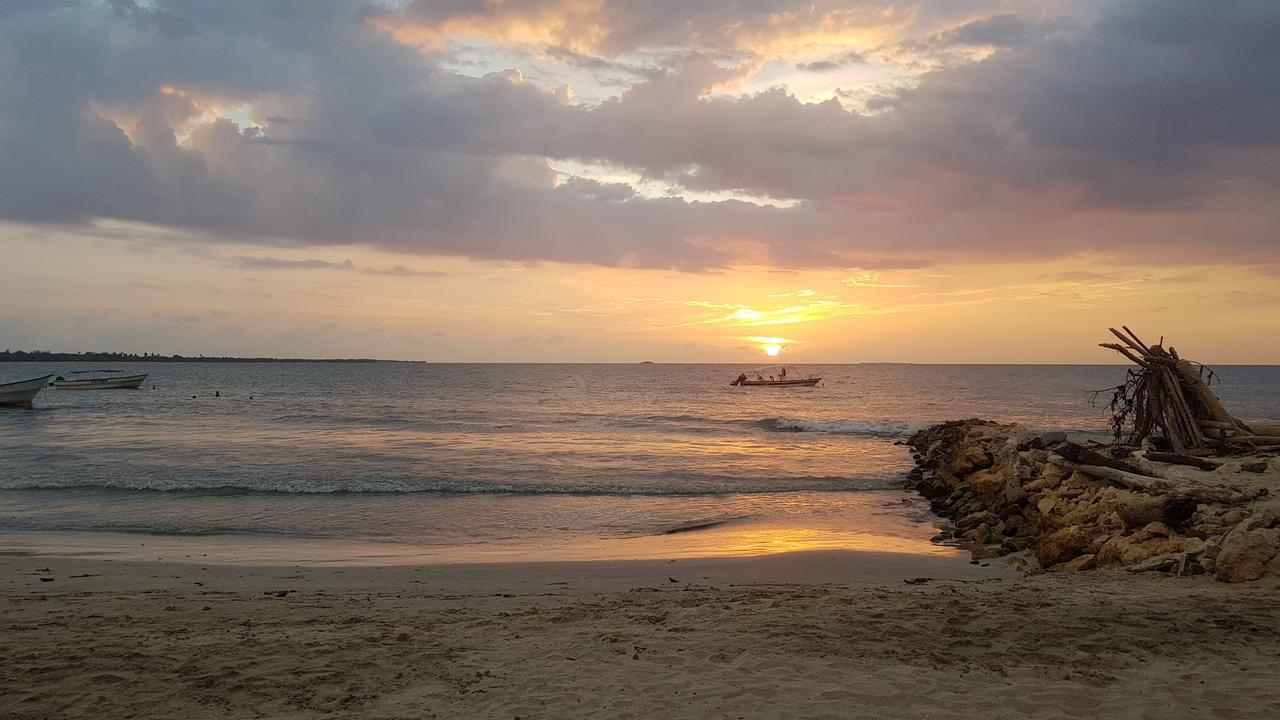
[735,373,748,386]
[780,367,787,378]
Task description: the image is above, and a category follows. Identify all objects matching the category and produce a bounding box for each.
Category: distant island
[0,350,407,363]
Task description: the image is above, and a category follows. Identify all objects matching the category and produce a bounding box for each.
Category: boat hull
[732,378,821,387]
[0,375,55,408]
[52,373,149,390]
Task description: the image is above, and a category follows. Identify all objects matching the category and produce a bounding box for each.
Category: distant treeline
[0,350,397,363]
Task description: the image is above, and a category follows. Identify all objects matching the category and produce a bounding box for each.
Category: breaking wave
[760,417,923,437]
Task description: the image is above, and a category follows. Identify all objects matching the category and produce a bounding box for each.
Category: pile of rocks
[907,419,1280,582]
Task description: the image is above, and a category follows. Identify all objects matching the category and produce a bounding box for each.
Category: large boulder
[1095,535,1187,568]
[1035,525,1091,567]
[1215,522,1280,583]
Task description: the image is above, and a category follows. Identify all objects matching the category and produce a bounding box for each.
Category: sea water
[2,363,1277,562]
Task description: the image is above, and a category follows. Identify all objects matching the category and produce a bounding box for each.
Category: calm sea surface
[3,363,1278,561]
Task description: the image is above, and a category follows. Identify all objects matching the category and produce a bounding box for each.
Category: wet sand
[3,537,1280,719]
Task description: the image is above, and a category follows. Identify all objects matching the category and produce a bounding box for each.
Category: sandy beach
[4,537,1279,720]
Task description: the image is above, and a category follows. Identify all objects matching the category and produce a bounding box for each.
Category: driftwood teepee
[1099,327,1280,454]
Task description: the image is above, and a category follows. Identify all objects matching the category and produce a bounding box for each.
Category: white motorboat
[51,370,149,390]
[0,374,55,407]
[730,365,821,387]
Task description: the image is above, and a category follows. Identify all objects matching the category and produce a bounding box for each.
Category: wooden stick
[1120,326,1153,354]
[1232,436,1280,445]
[1144,452,1223,471]
[1047,456,1255,504]
[1109,328,1150,356]
[1100,343,1151,368]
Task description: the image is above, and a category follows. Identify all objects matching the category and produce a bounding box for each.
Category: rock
[1215,523,1280,583]
[1001,535,1034,553]
[1004,514,1025,532]
[1022,431,1067,450]
[968,467,1010,504]
[1127,553,1184,574]
[971,544,1005,560]
[962,523,993,544]
[1136,521,1176,540]
[947,444,992,475]
[1036,525,1091,567]
[1096,535,1187,568]
[956,511,996,531]
[1056,553,1096,572]
[1107,491,1167,529]
[1242,461,1269,473]
[1249,501,1280,528]
[1037,496,1057,517]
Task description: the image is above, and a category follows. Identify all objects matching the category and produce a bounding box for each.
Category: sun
[762,343,782,357]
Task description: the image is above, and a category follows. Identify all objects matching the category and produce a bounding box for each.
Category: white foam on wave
[3,475,902,496]
[767,417,924,437]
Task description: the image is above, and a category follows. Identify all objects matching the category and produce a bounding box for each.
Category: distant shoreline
[0,352,408,364]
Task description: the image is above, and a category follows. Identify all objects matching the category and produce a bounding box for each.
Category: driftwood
[1098,327,1269,452]
[1047,456,1257,505]
[1144,452,1222,471]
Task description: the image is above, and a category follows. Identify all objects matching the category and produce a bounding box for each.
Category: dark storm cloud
[0,0,1277,270]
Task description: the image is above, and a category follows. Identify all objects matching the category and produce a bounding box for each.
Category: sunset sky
[2,0,1278,362]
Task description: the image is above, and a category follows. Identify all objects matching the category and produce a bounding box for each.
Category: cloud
[796,51,866,73]
[235,256,446,277]
[236,257,357,271]
[362,265,449,277]
[841,272,915,288]
[0,0,1277,274]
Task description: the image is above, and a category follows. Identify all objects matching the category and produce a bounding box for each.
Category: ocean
[3,363,1278,563]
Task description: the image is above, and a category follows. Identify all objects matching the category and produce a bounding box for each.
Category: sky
[1,0,1278,363]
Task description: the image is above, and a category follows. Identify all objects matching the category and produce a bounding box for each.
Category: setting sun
[763,344,782,357]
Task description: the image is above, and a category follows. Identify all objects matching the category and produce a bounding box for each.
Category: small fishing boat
[51,370,149,390]
[0,374,55,407]
[730,365,821,387]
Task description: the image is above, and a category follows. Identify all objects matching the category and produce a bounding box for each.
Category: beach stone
[1215,523,1280,583]
[1001,535,1033,553]
[1145,521,1176,537]
[1037,496,1057,517]
[962,523,993,544]
[956,511,995,531]
[948,444,992,475]
[1096,535,1186,568]
[1127,553,1184,574]
[1221,510,1247,527]
[1056,553,1096,572]
[967,467,1008,504]
[1249,501,1280,528]
[971,544,1005,560]
[1036,525,1091,567]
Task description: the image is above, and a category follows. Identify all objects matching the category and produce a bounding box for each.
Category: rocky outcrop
[907,419,1280,582]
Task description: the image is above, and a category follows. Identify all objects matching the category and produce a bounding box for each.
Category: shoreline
[0,545,1011,597]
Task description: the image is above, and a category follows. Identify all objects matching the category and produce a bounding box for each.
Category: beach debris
[1096,326,1280,452]
[903,577,931,584]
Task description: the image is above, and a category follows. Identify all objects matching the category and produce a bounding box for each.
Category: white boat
[0,374,55,407]
[730,365,821,387]
[51,370,149,390]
